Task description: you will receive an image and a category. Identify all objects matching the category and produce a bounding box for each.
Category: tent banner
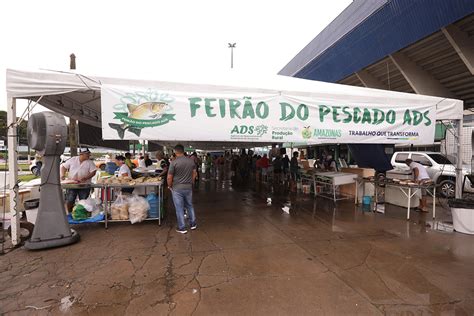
[101,84,436,144]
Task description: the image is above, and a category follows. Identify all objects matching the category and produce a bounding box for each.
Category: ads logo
[230,125,268,137]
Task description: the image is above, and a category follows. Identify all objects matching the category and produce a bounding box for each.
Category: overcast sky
[0,0,351,114]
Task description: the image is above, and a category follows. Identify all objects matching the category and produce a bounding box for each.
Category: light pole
[228,43,236,69]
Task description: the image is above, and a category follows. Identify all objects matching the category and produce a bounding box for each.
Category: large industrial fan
[25,112,80,250]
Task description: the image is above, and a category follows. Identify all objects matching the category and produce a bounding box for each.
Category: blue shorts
[65,188,91,203]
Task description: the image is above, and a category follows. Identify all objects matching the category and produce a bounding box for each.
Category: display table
[62,181,164,228]
[356,178,436,220]
[312,171,357,202]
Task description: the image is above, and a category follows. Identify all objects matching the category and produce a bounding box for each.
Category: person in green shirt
[125,152,134,169]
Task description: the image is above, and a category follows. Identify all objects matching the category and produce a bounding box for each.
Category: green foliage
[0,110,28,145]
[19,174,38,182]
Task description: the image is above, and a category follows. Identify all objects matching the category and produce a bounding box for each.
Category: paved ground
[1,179,474,315]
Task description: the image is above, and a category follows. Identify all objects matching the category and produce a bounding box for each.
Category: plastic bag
[111,193,129,220]
[72,204,89,220]
[128,194,150,224]
[77,198,101,213]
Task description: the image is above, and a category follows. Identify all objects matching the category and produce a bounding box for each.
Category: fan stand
[25,112,80,250]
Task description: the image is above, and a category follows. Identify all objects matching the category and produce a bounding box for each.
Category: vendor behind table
[116,155,133,193]
[405,158,431,212]
[60,148,97,213]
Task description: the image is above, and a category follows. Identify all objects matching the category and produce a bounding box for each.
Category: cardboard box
[339,167,375,199]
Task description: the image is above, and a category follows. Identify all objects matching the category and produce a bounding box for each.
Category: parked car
[30,153,71,176]
[29,157,42,176]
[95,158,107,170]
[60,153,71,163]
[391,151,473,198]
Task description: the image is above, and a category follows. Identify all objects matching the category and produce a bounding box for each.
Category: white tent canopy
[7,68,463,124]
[4,68,465,245]
[6,68,464,149]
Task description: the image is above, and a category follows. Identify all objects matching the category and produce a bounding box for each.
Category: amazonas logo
[302,126,312,139]
[301,127,342,139]
[110,90,176,139]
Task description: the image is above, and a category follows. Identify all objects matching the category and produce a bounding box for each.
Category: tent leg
[455,118,463,199]
[7,97,20,246]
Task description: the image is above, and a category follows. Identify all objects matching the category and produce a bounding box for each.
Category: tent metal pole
[7,97,20,246]
[16,95,43,126]
[455,118,463,199]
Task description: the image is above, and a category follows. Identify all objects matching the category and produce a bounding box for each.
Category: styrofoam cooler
[385,185,419,208]
[448,199,474,235]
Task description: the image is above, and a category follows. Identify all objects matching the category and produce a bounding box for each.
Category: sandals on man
[416,207,429,213]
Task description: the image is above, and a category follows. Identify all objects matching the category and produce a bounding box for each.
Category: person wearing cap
[405,158,431,212]
[60,148,97,213]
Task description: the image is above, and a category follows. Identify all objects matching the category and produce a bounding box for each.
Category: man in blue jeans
[167,144,197,234]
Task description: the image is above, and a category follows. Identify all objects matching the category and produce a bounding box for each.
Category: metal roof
[280,0,474,84]
[281,0,474,110]
[278,0,388,77]
[339,13,474,109]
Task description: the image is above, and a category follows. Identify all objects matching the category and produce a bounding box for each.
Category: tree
[0,110,29,146]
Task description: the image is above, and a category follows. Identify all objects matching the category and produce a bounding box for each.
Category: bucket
[24,198,40,210]
[362,196,372,205]
[25,208,38,224]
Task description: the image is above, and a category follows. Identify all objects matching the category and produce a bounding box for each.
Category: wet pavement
[1,179,474,315]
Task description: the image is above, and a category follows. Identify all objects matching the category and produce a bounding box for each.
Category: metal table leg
[407,187,411,220]
[313,175,317,197]
[373,183,378,212]
[159,184,162,226]
[104,185,109,229]
[355,179,360,205]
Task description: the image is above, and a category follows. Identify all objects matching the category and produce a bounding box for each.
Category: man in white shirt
[137,155,147,169]
[405,158,431,212]
[60,148,97,213]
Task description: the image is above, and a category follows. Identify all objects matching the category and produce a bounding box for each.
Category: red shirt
[260,157,270,168]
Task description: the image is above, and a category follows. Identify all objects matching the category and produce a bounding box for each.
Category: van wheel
[439,180,455,198]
